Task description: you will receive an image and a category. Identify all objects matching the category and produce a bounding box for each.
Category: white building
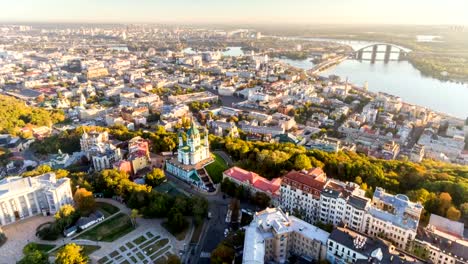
[280,168,328,223]
[327,227,420,264]
[80,130,122,171]
[415,214,468,264]
[280,169,369,229]
[319,180,369,231]
[0,173,73,225]
[362,188,423,250]
[242,207,329,264]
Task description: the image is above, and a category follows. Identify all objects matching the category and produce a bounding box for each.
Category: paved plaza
[0,215,54,263]
[95,230,173,264]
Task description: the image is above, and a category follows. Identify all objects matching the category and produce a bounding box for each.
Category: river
[184,43,468,119]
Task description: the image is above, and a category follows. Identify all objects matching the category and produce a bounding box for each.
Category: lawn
[142,238,168,256]
[133,235,147,245]
[205,153,228,183]
[150,245,171,260]
[96,202,119,217]
[74,213,135,242]
[25,242,55,253]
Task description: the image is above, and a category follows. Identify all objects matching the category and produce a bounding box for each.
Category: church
[165,121,214,191]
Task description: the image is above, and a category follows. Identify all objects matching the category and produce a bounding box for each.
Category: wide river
[184,44,468,119]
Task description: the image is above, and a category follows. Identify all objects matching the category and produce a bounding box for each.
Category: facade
[319,179,368,229]
[414,214,468,264]
[280,168,328,223]
[0,173,73,226]
[165,121,214,191]
[81,130,122,171]
[242,207,329,264]
[44,149,71,169]
[280,168,368,228]
[223,167,281,204]
[167,91,218,105]
[126,136,151,175]
[327,227,421,264]
[362,188,423,250]
[306,135,342,153]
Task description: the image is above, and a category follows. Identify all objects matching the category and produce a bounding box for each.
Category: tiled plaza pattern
[97,231,173,264]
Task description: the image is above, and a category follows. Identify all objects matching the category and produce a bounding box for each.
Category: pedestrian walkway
[0,215,54,263]
[95,230,173,264]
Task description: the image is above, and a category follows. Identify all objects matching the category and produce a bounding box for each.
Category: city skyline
[2,0,468,25]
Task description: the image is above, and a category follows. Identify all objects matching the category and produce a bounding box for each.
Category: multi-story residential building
[240,123,285,137]
[280,168,328,223]
[80,130,122,171]
[410,144,425,163]
[319,179,369,229]
[223,167,281,205]
[414,214,468,264]
[418,128,465,162]
[362,187,423,250]
[167,91,218,105]
[305,135,342,153]
[280,168,369,229]
[327,227,421,264]
[242,207,329,264]
[0,173,73,225]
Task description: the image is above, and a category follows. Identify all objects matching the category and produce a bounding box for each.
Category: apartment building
[242,207,329,264]
[280,168,328,223]
[319,179,369,230]
[362,187,423,250]
[414,214,468,264]
[280,168,369,229]
[327,227,421,264]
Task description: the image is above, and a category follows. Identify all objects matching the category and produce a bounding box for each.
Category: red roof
[223,167,281,196]
[282,168,327,193]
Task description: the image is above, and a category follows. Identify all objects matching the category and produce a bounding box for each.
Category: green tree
[210,244,235,264]
[55,243,87,264]
[145,168,166,187]
[167,209,188,232]
[23,165,53,177]
[191,196,209,226]
[252,192,271,209]
[18,243,49,264]
[167,255,181,264]
[73,188,96,216]
[294,154,312,170]
[407,189,432,204]
[55,204,78,232]
[130,209,141,227]
[446,206,461,221]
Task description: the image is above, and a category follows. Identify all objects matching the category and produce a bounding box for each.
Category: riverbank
[295,33,468,84]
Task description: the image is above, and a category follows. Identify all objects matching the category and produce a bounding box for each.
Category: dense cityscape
[0,3,467,264]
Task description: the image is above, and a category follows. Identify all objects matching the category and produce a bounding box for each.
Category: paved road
[213,150,234,166]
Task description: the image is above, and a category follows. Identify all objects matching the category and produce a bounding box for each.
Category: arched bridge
[353,43,412,62]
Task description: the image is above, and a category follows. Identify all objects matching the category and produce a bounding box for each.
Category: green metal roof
[186,120,199,137]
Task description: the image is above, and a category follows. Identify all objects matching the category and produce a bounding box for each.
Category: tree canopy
[73,188,96,216]
[55,243,87,264]
[0,94,65,135]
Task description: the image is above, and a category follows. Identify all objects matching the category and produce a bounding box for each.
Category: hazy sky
[1,0,468,25]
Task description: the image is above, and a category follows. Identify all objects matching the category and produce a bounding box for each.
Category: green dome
[186,120,199,137]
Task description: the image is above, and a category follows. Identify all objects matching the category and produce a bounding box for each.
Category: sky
[1,0,468,25]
